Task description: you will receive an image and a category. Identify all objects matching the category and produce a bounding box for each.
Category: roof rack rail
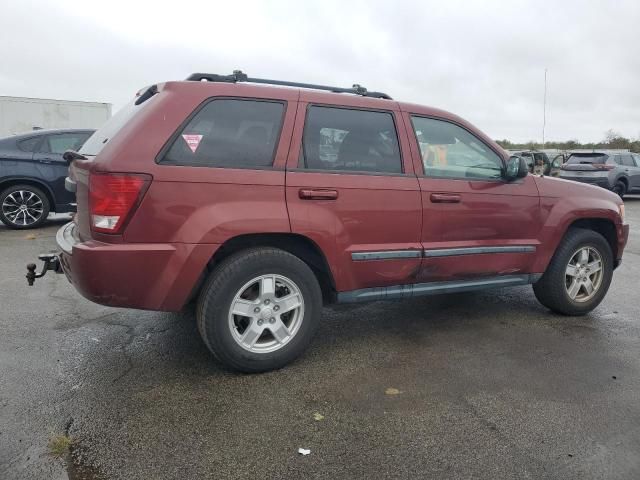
[185,70,392,100]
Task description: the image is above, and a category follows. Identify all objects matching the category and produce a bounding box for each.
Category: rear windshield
[566,154,608,164]
[79,98,149,156]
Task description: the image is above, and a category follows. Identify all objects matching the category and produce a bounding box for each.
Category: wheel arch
[566,217,618,261]
[615,175,629,188]
[0,177,56,212]
[198,233,337,304]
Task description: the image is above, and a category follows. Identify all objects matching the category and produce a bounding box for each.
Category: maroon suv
[29,71,629,372]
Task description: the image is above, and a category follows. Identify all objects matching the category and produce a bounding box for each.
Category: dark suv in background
[0,129,94,228]
[558,151,640,198]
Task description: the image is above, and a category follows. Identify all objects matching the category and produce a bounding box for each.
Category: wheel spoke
[240,322,262,348]
[275,293,302,314]
[587,260,601,273]
[579,248,589,264]
[232,299,258,317]
[566,264,579,277]
[4,194,19,206]
[260,276,276,297]
[583,278,595,296]
[269,319,290,344]
[25,211,38,222]
[567,279,582,299]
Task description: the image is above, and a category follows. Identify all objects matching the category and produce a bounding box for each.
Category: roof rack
[185,70,392,100]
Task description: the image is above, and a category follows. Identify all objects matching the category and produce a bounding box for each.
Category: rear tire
[0,184,50,229]
[196,247,322,372]
[612,180,626,199]
[533,228,613,316]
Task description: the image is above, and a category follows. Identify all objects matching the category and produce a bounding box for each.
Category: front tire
[196,247,322,372]
[0,184,50,229]
[533,228,613,316]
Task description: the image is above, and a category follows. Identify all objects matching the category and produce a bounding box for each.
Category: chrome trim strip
[337,274,540,303]
[351,250,422,261]
[423,246,536,257]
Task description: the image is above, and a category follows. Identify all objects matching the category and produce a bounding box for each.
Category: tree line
[495,130,640,153]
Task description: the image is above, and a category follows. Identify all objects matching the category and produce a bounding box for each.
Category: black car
[0,129,93,229]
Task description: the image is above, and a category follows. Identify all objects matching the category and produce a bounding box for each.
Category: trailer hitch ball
[26,254,61,286]
[26,263,37,286]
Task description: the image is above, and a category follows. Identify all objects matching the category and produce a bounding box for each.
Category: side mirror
[505,155,529,181]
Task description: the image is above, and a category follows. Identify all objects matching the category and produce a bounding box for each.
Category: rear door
[285,100,422,293]
[0,135,41,180]
[405,113,542,282]
[33,132,91,208]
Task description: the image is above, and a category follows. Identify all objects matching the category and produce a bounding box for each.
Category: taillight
[89,172,151,234]
[594,164,615,170]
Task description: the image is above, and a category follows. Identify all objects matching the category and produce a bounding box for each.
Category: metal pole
[542,68,547,149]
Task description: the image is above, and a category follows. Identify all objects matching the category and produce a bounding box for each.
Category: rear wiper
[135,84,158,105]
[62,150,88,165]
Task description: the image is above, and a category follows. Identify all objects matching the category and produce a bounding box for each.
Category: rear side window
[160,99,285,168]
[621,154,635,167]
[41,133,91,154]
[302,106,402,174]
[17,136,41,152]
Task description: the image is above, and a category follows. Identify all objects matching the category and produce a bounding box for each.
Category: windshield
[566,154,608,164]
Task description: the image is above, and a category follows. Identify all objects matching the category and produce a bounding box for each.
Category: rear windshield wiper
[62,150,88,165]
[135,84,158,105]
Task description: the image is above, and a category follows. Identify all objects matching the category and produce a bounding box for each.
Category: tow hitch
[26,254,62,286]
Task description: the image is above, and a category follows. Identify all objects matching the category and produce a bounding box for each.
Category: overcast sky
[1,0,639,143]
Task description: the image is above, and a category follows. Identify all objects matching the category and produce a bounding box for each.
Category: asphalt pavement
[1,201,640,480]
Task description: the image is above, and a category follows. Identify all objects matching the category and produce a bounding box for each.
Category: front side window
[302,106,402,174]
[411,117,503,180]
[161,99,285,168]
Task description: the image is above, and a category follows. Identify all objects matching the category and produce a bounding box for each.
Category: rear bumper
[57,222,218,311]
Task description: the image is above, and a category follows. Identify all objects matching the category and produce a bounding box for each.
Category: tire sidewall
[613,180,626,199]
[0,185,50,229]
[198,250,322,372]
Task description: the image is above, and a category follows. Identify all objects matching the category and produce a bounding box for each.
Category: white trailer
[0,96,112,137]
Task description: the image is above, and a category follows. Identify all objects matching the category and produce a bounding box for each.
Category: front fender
[532,177,624,272]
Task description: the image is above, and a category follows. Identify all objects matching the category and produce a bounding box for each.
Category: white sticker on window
[182,134,203,153]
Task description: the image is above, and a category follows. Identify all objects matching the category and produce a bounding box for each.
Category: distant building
[0,96,111,137]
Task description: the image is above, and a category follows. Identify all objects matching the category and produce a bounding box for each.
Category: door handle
[299,189,338,200]
[430,193,461,203]
[38,158,53,164]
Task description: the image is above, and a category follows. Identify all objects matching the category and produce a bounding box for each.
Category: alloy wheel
[565,246,604,303]
[1,190,45,227]
[228,274,305,353]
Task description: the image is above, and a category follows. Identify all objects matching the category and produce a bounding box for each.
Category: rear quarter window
[17,136,41,153]
[159,99,285,169]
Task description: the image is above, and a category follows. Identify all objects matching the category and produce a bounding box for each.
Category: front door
[404,113,542,282]
[285,101,422,294]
